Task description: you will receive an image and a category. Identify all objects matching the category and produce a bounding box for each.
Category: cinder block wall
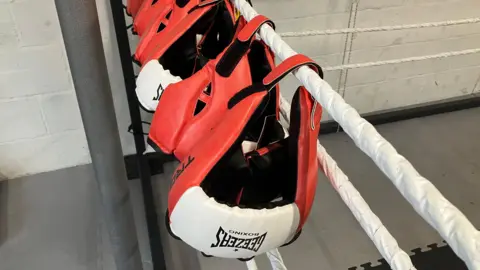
[0,0,134,179]
[1,0,479,178]
[259,0,480,118]
[0,0,89,179]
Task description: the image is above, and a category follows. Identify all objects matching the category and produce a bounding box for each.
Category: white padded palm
[135,60,181,111]
[170,186,300,258]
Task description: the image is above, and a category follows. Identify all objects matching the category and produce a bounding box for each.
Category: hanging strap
[216,15,275,77]
[263,54,323,89]
[228,54,323,108]
[187,0,223,13]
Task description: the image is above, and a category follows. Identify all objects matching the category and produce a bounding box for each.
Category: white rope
[245,250,286,270]
[324,48,480,71]
[232,0,480,269]
[279,18,480,37]
[266,249,287,270]
[245,249,286,270]
[246,259,259,270]
[280,96,415,270]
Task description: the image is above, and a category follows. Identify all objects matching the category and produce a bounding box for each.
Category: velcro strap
[237,15,274,42]
[228,54,322,108]
[188,0,223,13]
[198,0,223,7]
[262,54,323,90]
[216,15,274,77]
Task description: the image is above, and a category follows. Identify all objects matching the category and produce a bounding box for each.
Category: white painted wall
[263,0,480,118]
[1,0,479,179]
[0,0,88,180]
[0,0,134,179]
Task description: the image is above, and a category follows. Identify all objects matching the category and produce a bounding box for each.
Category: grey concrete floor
[1,108,479,270]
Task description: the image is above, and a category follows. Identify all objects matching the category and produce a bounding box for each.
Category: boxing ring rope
[231,0,480,269]
[279,17,480,37]
[245,97,419,270]
[246,249,287,270]
[265,248,287,270]
[280,96,416,270]
[324,48,480,71]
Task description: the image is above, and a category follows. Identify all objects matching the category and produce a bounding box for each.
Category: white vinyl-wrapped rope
[232,0,480,268]
[323,48,480,71]
[279,96,415,270]
[279,17,480,37]
[246,249,286,270]
[266,249,287,270]
[246,259,259,270]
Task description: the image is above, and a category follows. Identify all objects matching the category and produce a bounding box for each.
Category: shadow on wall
[94,0,138,156]
[0,176,6,245]
[0,174,26,248]
[0,172,27,249]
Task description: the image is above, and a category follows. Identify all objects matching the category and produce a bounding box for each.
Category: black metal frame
[109,1,168,269]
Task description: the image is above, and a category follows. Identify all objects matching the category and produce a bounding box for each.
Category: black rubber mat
[348,241,468,270]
